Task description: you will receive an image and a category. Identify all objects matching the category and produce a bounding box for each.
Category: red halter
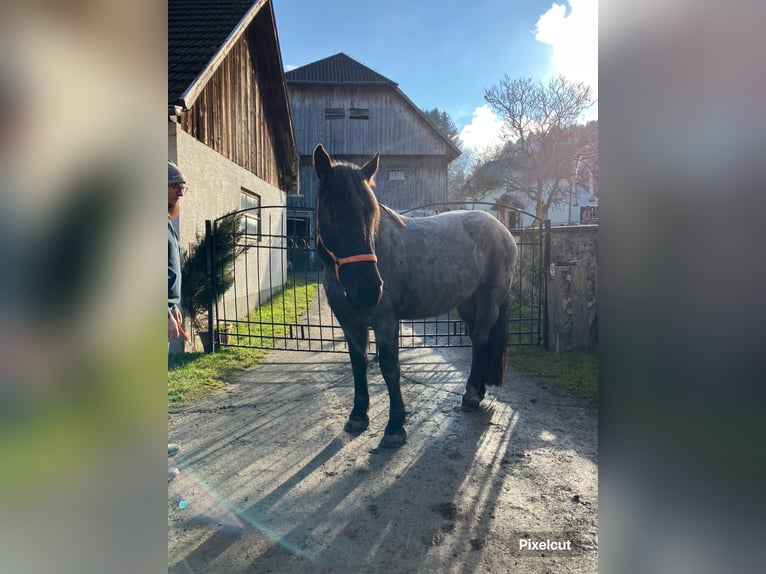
[315,196,378,283]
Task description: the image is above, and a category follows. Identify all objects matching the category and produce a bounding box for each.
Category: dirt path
[168,347,598,573]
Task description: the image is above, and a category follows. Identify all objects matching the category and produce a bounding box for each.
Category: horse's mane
[321,158,407,237]
[323,163,381,240]
[380,204,407,228]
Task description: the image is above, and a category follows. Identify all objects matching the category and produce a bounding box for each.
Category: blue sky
[273,0,597,155]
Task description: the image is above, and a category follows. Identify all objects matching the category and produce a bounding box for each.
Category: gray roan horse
[313,144,518,448]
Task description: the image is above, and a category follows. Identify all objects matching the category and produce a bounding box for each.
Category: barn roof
[168,0,297,187]
[286,52,460,161]
[285,52,397,86]
[168,0,277,108]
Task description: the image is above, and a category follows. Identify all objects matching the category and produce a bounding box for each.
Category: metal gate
[206,203,548,353]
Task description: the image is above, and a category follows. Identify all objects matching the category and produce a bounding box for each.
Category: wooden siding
[375,156,448,209]
[289,85,449,158]
[291,154,447,212]
[180,26,281,188]
[288,82,453,212]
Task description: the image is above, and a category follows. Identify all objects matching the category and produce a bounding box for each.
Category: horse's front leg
[343,325,371,434]
[376,324,407,448]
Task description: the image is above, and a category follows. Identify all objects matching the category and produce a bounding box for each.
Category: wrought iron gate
[206,204,548,353]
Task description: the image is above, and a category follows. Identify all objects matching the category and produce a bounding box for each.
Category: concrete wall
[169,123,287,347]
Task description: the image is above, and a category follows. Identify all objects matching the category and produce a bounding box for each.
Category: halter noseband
[315,195,378,283]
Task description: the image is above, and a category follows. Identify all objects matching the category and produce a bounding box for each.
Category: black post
[205,219,215,353]
[542,219,551,349]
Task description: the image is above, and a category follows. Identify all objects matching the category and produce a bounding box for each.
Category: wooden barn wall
[288,85,449,158]
[287,84,451,211]
[179,24,281,188]
[375,156,448,209]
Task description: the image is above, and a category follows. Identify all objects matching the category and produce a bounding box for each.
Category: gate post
[205,219,215,353]
[542,219,551,349]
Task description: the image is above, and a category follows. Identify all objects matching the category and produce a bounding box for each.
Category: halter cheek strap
[315,196,378,283]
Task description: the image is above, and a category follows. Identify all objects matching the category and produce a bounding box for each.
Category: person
[168,160,186,482]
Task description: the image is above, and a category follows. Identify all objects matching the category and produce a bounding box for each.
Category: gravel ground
[168,346,598,573]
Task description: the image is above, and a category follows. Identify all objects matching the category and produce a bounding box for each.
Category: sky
[272,0,597,158]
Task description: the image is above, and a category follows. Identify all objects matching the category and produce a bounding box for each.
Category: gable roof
[169,0,255,105]
[285,52,397,86]
[168,0,297,187]
[286,52,460,161]
[168,0,276,108]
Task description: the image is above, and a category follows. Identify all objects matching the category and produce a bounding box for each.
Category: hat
[168,161,186,185]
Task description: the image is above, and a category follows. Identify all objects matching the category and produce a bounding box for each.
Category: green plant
[180,211,245,332]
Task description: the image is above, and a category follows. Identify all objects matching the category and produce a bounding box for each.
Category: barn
[168,0,298,350]
[284,52,461,242]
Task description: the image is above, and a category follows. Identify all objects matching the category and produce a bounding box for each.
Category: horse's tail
[485,298,510,387]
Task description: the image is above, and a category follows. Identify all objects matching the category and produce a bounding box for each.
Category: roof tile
[168,0,257,103]
[285,53,396,85]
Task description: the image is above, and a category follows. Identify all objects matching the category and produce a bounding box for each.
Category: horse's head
[313,144,384,310]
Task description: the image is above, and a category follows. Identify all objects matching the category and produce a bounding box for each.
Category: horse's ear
[361,152,380,182]
[314,144,332,182]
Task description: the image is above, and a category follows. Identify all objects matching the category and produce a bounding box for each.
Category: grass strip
[168,276,319,407]
[507,346,598,407]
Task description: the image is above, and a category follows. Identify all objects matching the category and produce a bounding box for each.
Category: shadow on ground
[168,347,597,573]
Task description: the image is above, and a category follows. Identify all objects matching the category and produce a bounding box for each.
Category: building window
[388,169,405,181]
[349,107,369,120]
[240,189,261,238]
[580,204,598,224]
[324,107,345,120]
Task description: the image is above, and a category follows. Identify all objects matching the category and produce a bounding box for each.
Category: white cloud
[535,0,598,97]
[458,105,504,157]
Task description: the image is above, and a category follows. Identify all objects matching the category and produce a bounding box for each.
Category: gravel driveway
[168,346,598,573]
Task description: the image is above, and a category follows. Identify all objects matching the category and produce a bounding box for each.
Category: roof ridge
[285,52,396,85]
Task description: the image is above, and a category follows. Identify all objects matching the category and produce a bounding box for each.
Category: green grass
[168,276,319,407]
[227,275,319,347]
[507,346,598,407]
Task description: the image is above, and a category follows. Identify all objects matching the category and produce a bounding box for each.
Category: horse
[313,144,518,448]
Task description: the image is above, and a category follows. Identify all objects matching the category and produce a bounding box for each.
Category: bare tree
[444,153,470,202]
[483,75,595,221]
[575,120,598,200]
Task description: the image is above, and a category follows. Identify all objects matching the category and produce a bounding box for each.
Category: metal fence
[206,204,548,353]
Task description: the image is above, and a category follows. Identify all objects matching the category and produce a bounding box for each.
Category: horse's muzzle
[345,268,383,310]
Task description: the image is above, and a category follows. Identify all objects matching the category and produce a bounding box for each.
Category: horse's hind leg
[461,347,487,411]
[458,295,500,411]
[343,324,371,434]
[457,299,484,410]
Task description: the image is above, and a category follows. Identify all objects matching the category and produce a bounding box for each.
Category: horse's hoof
[461,395,483,411]
[344,417,369,434]
[379,430,406,449]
